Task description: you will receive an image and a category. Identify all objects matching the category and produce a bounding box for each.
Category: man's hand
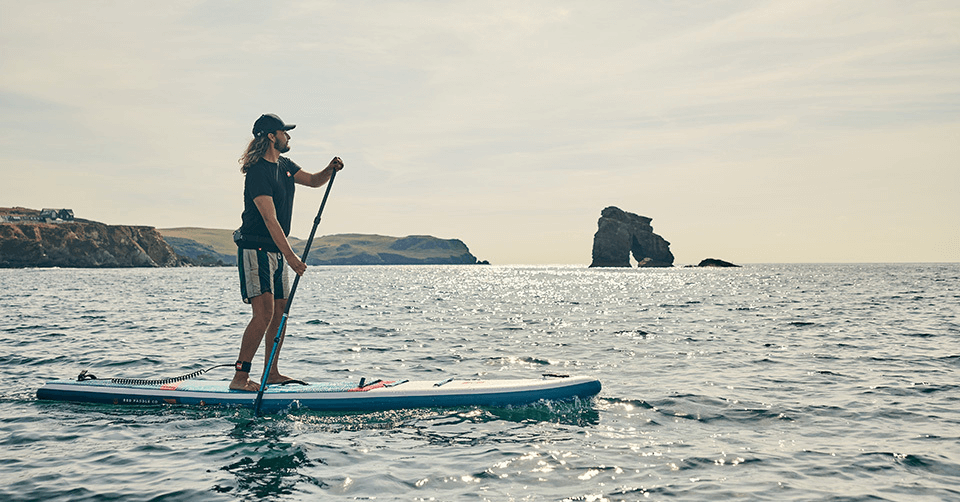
[297,157,344,187]
[327,156,344,172]
[287,254,307,276]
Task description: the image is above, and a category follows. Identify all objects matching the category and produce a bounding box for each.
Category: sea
[1,264,958,501]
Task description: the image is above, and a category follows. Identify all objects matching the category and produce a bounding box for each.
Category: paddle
[254,168,338,416]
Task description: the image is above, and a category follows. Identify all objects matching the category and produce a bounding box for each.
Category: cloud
[1,0,958,263]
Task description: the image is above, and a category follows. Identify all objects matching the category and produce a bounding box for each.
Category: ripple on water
[1,265,959,500]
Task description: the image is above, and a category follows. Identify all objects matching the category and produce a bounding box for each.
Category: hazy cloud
[1,0,957,263]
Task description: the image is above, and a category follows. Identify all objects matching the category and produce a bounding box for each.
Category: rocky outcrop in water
[696,258,739,268]
[0,208,180,268]
[589,206,674,268]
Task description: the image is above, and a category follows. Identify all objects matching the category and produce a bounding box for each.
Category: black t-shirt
[239,156,301,252]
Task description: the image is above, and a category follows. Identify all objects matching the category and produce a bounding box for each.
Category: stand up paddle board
[37,375,601,413]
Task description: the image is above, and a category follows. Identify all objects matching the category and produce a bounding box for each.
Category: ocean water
[1,264,958,501]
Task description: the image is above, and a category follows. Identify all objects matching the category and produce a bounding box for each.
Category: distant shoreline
[0,207,488,268]
[158,228,488,267]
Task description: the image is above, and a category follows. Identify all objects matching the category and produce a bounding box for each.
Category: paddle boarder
[231,113,344,392]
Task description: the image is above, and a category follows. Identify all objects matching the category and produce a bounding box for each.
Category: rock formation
[589,206,674,267]
[0,208,180,268]
[696,258,739,267]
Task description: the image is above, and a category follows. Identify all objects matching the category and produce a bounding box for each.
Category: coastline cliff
[301,233,481,265]
[0,208,180,268]
[0,208,486,268]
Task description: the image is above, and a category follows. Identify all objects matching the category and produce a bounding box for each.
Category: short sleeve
[245,164,274,200]
[280,157,301,177]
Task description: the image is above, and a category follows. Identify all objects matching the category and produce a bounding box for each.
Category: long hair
[239,136,273,174]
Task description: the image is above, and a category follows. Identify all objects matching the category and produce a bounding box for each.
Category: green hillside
[158,228,483,266]
[158,228,241,256]
[298,234,479,265]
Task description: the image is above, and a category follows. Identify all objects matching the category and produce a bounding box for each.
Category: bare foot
[266,373,294,385]
[229,376,259,392]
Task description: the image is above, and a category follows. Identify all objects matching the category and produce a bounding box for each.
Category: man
[231,113,344,392]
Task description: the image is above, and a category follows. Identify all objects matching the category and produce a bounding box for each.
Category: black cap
[252,114,296,137]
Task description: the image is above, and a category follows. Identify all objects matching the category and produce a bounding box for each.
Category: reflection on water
[218,439,326,498]
[3,265,960,500]
[216,399,601,500]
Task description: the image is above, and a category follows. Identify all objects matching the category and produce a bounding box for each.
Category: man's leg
[230,292,274,391]
[263,298,293,384]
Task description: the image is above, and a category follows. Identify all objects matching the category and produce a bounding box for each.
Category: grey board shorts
[238,248,291,304]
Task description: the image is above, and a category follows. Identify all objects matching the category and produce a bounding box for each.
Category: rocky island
[695,258,740,268]
[589,206,674,267]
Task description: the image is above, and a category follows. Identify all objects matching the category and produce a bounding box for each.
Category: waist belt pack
[233,228,275,245]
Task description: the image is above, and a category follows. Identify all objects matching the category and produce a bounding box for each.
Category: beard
[274,139,290,153]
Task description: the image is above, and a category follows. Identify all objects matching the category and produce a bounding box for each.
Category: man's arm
[252,195,307,276]
[293,156,344,187]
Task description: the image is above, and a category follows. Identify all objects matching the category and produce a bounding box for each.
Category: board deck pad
[37,376,602,413]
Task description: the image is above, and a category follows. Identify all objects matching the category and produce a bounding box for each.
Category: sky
[1,1,958,265]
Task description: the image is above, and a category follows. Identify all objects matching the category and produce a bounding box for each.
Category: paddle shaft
[254,168,337,416]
